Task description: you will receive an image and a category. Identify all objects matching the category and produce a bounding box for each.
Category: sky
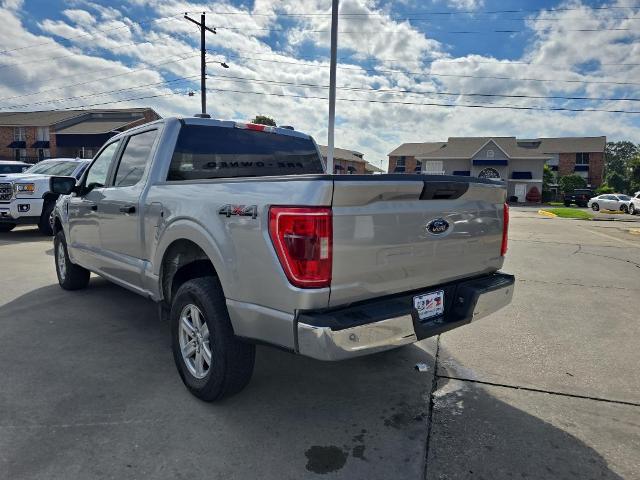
[1,0,639,169]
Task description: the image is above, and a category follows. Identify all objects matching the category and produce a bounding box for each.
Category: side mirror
[50,176,77,195]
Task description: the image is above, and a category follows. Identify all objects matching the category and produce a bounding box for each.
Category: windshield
[25,161,79,176]
[0,164,27,174]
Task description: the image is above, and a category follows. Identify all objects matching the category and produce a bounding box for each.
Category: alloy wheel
[179,304,212,379]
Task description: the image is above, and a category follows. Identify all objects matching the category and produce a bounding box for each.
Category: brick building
[388,136,606,202]
[0,108,160,163]
[318,145,368,174]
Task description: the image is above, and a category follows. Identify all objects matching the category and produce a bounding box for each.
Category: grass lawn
[544,208,594,220]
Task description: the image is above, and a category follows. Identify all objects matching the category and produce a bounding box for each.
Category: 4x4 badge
[218,204,258,219]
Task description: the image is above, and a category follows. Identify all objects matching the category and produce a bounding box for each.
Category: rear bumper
[296,272,514,361]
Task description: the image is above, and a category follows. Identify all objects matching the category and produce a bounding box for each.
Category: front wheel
[170,277,255,402]
[621,204,629,214]
[591,203,600,211]
[0,223,16,233]
[38,201,55,236]
[54,231,90,290]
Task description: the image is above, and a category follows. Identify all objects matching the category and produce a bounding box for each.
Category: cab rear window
[167,125,324,180]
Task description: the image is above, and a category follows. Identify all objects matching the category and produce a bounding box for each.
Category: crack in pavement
[510,239,627,249]
[436,375,640,408]
[422,335,440,480]
[575,250,640,269]
[517,278,640,292]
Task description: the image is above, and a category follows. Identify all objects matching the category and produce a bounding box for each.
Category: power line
[223,54,640,87]
[194,6,639,17]
[0,75,199,110]
[213,25,636,34]
[202,72,640,103]
[0,14,182,56]
[0,39,178,70]
[0,53,198,102]
[203,86,640,114]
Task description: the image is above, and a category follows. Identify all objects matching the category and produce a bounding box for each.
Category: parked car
[0,158,90,234]
[0,160,30,175]
[587,193,632,213]
[563,188,593,207]
[49,117,515,402]
[629,192,640,215]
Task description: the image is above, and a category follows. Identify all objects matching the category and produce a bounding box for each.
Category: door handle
[119,205,136,214]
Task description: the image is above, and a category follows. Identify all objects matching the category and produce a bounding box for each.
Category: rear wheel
[54,231,90,290]
[630,203,637,215]
[0,223,16,233]
[171,277,255,402]
[591,203,600,211]
[38,201,55,236]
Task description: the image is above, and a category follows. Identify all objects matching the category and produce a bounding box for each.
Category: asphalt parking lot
[1,210,639,479]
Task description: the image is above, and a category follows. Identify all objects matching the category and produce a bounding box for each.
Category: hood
[0,173,51,182]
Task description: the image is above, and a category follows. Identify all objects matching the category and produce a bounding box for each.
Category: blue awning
[473,159,508,166]
[7,141,26,148]
[574,165,589,171]
[453,170,471,176]
[511,171,532,179]
[32,141,50,148]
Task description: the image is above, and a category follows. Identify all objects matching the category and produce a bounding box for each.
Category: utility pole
[326,0,339,174]
[184,12,216,118]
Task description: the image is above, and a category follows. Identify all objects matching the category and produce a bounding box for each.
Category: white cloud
[446,0,484,11]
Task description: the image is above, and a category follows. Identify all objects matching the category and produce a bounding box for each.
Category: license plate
[413,290,445,320]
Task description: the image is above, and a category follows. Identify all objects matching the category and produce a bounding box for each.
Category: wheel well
[160,239,218,304]
[53,216,63,235]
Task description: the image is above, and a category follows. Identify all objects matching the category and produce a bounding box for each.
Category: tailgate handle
[420,181,469,200]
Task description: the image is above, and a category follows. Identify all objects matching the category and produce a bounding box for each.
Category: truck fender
[152,218,230,302]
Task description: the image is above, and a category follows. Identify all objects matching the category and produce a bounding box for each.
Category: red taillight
[268,207,332,288]
[501,202,509,256]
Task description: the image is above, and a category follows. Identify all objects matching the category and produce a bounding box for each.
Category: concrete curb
[538,209,557,218]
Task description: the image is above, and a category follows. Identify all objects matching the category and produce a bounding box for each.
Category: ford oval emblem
[426,218,450,235]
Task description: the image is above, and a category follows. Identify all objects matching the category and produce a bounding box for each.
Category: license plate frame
[413,290,445,321]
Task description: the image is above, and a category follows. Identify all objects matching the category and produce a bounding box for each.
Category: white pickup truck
[0,158,89,234]
[50,117,514,401]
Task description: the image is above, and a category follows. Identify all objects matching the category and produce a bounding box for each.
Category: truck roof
[120,116,313,141]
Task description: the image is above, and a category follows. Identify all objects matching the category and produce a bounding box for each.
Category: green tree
[542,164,556,201]
[605,140,638,178]
[605,171,629,193]
[595,183,614,194]
[251,115,277,126]
[558,174,587,193]
[629,156,640,193]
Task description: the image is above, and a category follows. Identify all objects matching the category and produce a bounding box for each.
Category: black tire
[591,203,600,211]
[38,200,55,236]
[0,223,16,233]
[54,231,90,290]
[621,204,628,214]
[630,204,637,215]
[171,277,255,402]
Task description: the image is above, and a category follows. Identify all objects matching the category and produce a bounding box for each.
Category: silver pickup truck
[50,117,514,401]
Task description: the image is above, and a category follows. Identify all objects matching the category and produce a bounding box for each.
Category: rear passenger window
[113,130,157,187]
[167,124,324,180]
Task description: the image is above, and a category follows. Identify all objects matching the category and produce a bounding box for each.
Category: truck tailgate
[329,175,506,307]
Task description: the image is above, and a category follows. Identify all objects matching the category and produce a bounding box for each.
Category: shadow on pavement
[0,278,623,479]
[0,227,50,246]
